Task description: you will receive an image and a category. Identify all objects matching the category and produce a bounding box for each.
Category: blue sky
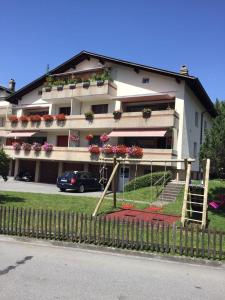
[0,0,224,101]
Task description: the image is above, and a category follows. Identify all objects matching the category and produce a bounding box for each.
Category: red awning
[6,132,37,138]
[108,130,167,137]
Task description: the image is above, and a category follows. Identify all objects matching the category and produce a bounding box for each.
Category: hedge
[124,171,172,192]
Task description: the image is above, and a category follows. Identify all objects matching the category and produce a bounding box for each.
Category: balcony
[4,146,177,166]
[41,80,117,100]
[5,110,179,131]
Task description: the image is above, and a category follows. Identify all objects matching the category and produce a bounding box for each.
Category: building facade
[0,51,216,188]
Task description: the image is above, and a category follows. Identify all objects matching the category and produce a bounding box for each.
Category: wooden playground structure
[93,157,211,228]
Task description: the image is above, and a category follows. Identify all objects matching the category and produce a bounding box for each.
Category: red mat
[107,209,180,224]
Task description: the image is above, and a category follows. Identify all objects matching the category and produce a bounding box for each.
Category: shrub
[19,115,29,123]
[88,144,100,154]
[85,134,93,142]
[29,115,41,122]
[32,142,42,152]
[21,143,32,151]
[42,114,54,122]
[8,115,18,123]
[142,108,152,118]
[127,146,143,158]
[55,114,66,121]
[124,171,172,192]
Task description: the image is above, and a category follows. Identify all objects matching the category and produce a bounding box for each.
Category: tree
[0,149,10,180]
[200,99,225,177]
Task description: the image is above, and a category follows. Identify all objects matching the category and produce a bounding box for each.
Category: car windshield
[63,171,77,179]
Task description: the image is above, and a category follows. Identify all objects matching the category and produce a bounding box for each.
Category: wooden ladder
[181,159,210,228]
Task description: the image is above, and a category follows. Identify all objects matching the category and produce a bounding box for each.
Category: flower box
[19,115,29,123]
[113,110,122,120]
[8,115,18,123]
[142,108,152,119]
[42,142,53,152]
[44,86,52,92]
[89,145,100,155]
[42,114,54,122]
[101,144,114,154]
[21,143,32,151]
[127,146,143,158]
[12,142,21,151]
[83,80,90,88]
[55,114,66,122]
[113,145,127,155]
[32,142,42,152]
[29,114,42,122]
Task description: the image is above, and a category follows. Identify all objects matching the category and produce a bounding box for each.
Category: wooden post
[92,162,120,217]
[181,161,192,225]
[202,159,210,228]
[112,155,117,208]
[184,158,188,181]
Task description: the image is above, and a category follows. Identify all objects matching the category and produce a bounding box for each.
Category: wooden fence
[0,206,224,260]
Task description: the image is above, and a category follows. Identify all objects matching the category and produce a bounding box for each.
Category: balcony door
[57,135,68,147]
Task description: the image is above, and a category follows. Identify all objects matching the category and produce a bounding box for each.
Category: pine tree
[0,149,10,180]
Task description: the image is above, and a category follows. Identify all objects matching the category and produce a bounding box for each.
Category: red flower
[89,145,100,154]
[19,115,29,123]
[29,115,42,122]
[85,134,93,141]
[127,146,143,158]
[55,114,66,121]
[42,114,54,122]
[8,115,18,123]
[113,145,127,155]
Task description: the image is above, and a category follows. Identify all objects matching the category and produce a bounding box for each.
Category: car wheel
[79,185,85,193]
[60,188,66,192]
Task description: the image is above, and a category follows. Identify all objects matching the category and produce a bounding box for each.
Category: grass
[115,186,160,203]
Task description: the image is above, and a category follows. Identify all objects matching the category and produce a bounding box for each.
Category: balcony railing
[41,80,117,100]
[4,146,177,166]
[5,110,179,131]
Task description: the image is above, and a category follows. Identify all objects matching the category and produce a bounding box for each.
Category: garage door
[19,160,36,179]
[62,162,84,174]
[40,161,59,184]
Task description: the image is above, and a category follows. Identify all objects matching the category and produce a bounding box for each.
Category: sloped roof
[6,50,217,117]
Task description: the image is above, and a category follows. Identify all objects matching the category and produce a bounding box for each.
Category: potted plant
[21,142,32,151]
[44,76,53,92]
[55,114,66,122]
[100,133,110,143]
[83,79,90,88]
[113,144,127,156]
[54,79,65,91]
[42,142,53,152]
[85,134,94,142]
[101,144,114,154]
[29,114,42,123]
[142,108,152,119]
[12,142,21,151]
[113,110,122,120]
[88,144,100,155]
[127,146,143,158]
[19,115,29,123]
[85,111,94,121]
[42,114,54,122]
[68,79,76,89]
[8,115,18,123]
[32,142,42,152]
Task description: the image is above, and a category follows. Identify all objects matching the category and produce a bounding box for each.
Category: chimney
[180,65,189,75]
[9,79,16,92]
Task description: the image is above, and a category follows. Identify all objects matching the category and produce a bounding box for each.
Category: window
[59,107,71,115]
[0,117,5,127]
[92,104,108,114]
[142,77,149,84]
[195,112,199,127]
[193,142,197,158]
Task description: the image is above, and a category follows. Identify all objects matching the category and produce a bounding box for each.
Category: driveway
[0,237,225,300]
[0,177,103,197]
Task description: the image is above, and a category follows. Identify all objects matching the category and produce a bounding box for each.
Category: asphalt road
[0,177,103,197]
[0,237,224,300]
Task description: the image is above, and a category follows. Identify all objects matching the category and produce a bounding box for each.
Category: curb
[0,235,224,268]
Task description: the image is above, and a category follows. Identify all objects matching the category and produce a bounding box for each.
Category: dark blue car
[57,171,103,193]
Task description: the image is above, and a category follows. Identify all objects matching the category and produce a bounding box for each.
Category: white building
[0,51,216,187]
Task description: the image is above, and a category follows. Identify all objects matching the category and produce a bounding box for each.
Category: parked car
[57,171,103,193]
[15,170,33,182]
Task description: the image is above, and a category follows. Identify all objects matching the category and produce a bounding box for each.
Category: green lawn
[115,186,160,203]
